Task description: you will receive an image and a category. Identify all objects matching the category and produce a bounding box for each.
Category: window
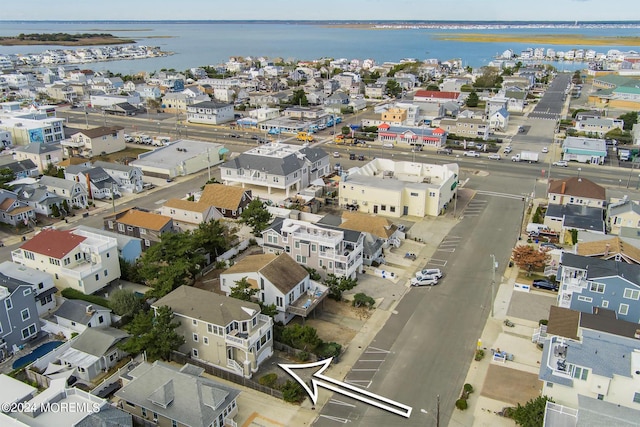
[311,244,316,252]
[140,228,146,235]
[577,296,592,303]
[49,258,60,266]
[21,324,36,339]
[285,246,291,253]
[192,348,199,358]
[193,333,198,342]
[75,252,82,261]
[276,296,283,307]
[203,337,209,345]
[295,241,300,249]
[107,220,114,229]
[602,300,609,308]
[126,401,136,408]
[390,206,396,213]
[95,274,99,281]
[104,269,108,277]
[144,239,151,247]
[589,282,605,293]
[429,192,436,197]
[118,223,125,232]
[619,303,629,316]
[5,298,11,310]
[141,408,147,417]
[623,288,640,300]
[296,255,307,264]
[21,308,30,321]
[572,366,588,381]
[24,251,35,260]
[634,392,640,404]
[106,252,110,258]
[381,205,386,211]
[23,288,32,296]
[192,319,197,326]
[207,323,213,333]
[172,421,178,427]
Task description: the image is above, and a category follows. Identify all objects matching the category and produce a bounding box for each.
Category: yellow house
[381,108,408,125]
[339,158,458,218]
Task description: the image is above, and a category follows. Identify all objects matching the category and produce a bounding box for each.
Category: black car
[532,279,558,291]
[358,155,365,161]
[349,153,356,160]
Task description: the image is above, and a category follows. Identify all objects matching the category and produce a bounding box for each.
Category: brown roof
[546,306,580,340]
[415,90,460,99]
[58,157,90,167]
[199,184,250,211]
[109,208,172,231]
[577,237,640,264]
[224,253,309,294]
[76,126,124,139]
[340,211,397,238]
[548,177,606,201]
[0,198,16,211]
[20,229,86,258]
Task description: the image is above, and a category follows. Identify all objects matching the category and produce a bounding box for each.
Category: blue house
[0,273,42,357]
[557,252,640,323]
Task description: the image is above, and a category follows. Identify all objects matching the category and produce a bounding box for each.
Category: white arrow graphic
[279,357,412,418]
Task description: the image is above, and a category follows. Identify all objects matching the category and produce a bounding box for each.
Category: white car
[416,268,443,279]
[503,146,513,154]
[463,151,480,157]
[488,154,501,160]
[542,147,549,153]
[383,143,394,148]
[411,276,439,287]
[333,152,340,158]
[553,160,568,167]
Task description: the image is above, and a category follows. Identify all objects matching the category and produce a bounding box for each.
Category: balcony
[11,249,24,264]
[286,282,329,317]
[61,139,85,148]
[545,336,572,379]
[225,316,272,350]
[291,229,341,247]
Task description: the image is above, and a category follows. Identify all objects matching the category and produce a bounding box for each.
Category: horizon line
[1,19,640,23]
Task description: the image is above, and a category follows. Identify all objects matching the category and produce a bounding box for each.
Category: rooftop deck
[287,282,329,317]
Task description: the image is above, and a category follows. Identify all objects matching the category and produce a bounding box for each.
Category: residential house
[576,236,640,265]
[544,204,606,235]
[38,175,89,209]
[220,143,330,197]
[159,199,220,231]
[115,361,239,427]
[0,274,42,356]
[485,97,509,116]
[438,117,490,140]
[152,286,273,378]
[186,101,234,125]
[103,207,174,250]
[160,92,194,114]
[0,157,39,179]
[539,305,640,410]
[0,188,36,226]
[502,89,527,112]
[575,117,624,137]
[11,228,120,295]
[90,93,140,109]
[221,253,328,325]
[557,252,640,322]
[376,124,447,149]
[607,197,640,235]
[58,327,129,382]
[61,126,126,157]
[91,161,144,193]
[45,82,77,103]
[262,217,364,279]
[65,165,121,200]
[548,177,606,208]
[4,377,132,427]
[12,142,63,173]
[73,225,143,264]
[561,137,607,165]
[489,107,510,131]
[381,108,408,126]
[12,180,66,218]
[439,77,472,92]
[365,83,385,99]
[0,114,65,145]
[413,90,462,105]
[54,299,112,334]
[0,261,57,316]
[339,158,459,218]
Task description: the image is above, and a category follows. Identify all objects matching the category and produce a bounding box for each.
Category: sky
[4,0,640,21]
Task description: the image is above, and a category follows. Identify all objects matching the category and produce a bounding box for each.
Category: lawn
[91,147,151,164]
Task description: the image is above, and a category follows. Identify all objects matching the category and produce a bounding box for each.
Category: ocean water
[1,21,638,74]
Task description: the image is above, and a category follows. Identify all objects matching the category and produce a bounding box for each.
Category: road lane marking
[366,347,391,353]
[329,399,356,408]
[318,415,351,424]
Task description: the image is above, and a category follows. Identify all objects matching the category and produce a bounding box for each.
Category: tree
[51,204,61,218]
[192,219,233,259]
[473,67,502,89]
[229,277,259,301]
[385,79,402,98]
[466,91,479,108]
[290,89,308,107]
[0,167,15,190]
[511,245,550,275]
[511,396,553,427]
[121,306,184,361]
[618,111,638,131]
[324,274,358,301]
[110,289,143,318]
[425,84,440,91]
[259,302,278,318]
[240,199,272,236]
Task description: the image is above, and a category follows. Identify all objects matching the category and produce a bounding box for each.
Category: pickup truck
[463,151,480,157]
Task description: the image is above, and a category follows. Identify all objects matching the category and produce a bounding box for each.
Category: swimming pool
[12,341,63,370]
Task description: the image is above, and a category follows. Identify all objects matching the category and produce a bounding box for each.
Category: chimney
[85,173,92,199]
[86,304,94,314]
[561,181,566,194]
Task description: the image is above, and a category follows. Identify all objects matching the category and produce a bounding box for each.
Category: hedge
[61,288,110,308]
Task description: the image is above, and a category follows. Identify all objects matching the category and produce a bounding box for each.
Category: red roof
[20,229,86,259]
[433,127,446,135]
[377,123,390,129]
[414,90,460,100]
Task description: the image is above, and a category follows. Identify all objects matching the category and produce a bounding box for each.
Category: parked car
[553,160,568,167]
[411,276,439,287]
[383,143,394,148]
[488,154,501,160]
[250,135,259,140]
[541,147,549,153]
[333,152,340,158]
[416,268,443,279]
[532,279,558,291]
[334,163,341,171]
[463,151,480,157]
[503,146,513,154]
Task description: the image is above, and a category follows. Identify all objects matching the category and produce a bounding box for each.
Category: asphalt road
[528,73,572,120]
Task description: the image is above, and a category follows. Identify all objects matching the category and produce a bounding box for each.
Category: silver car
[416,268,443,279]
[411,276,439,287]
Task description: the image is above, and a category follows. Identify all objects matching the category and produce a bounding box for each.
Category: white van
[416,268,443,279]
[526,223,550,234]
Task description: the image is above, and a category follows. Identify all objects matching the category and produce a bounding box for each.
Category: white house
[54,299,112,334]
[62,126,126,157]
[186,101,234,125]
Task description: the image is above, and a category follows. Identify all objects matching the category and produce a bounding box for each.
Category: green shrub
[316,342,342,359]
[281,380,304,403]
[352,293,375,308]
[539,319,548,326]
[464,383,474,394]
[455,398,468,410]
[258,373,278,388]
[297,351,309,362]
[61,288,110,308]
[474,349,485,361]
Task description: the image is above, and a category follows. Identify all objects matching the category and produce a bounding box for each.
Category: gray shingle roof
[0,158,38,174]
[39,175,79,192]
[92,160,137,174]
[71,327,129,357]
[576,394,640,426]
[152,285,259,326]
[74,405,133,427]
[115,361,239,427]
[299,146,329,163]
[565,329,634,378]
[560,253,640,286]
[54,299,111,325]
[221,152,305,176]
[13,143,61,155]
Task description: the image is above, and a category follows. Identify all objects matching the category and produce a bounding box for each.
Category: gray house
[58,327,129,382]
[39,175,89,209]
[0,273,41,357]
[116,361,240,427]
[54,299,112,334]
[557,252,640,323]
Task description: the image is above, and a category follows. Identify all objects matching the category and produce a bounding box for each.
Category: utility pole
[436,394,440,427]
[491,254,497,317]
[111,183,116,213]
